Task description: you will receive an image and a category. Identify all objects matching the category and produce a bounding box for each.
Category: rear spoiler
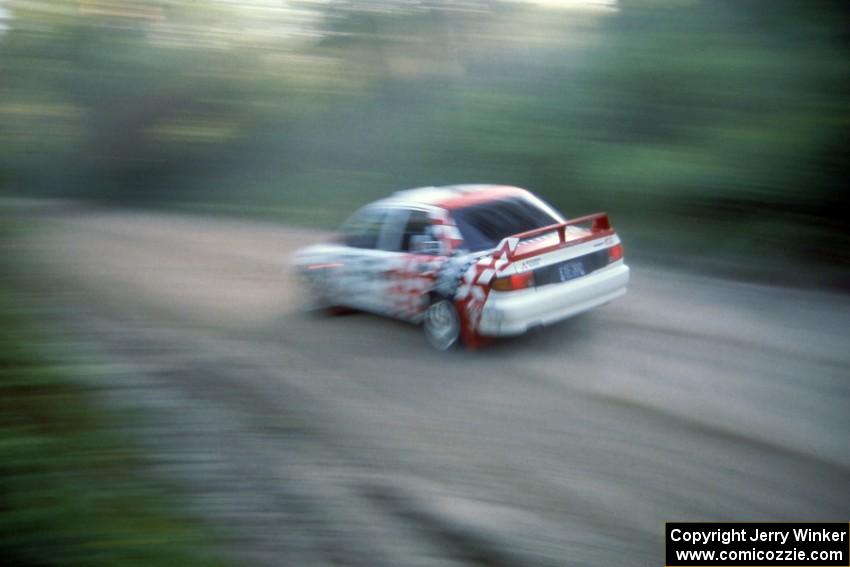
[495,213,615,261]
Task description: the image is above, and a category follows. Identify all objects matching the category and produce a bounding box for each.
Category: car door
[358,206,405,315]
[381,208,443,321]
[334,206,388,311]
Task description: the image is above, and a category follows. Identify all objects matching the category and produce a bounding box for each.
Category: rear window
[452,195,562,252]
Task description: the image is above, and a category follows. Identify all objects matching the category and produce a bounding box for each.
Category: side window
[376,208,408,252]
[340,207,386,249]
[401,210,437,253]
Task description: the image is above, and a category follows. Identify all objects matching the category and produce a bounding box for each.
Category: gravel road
[20,209,850,567]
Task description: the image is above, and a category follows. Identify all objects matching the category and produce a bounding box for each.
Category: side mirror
[410,235,441,255]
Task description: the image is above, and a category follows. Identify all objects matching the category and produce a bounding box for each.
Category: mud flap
[456,300,494,350]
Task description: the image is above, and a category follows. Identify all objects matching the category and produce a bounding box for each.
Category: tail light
[608,243,623,263]
[491,271,535,292]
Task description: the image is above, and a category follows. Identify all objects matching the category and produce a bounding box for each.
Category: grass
[0,218,231,567]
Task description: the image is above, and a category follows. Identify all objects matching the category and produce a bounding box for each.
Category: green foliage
[0,0,848,278]
[0,223,227,567]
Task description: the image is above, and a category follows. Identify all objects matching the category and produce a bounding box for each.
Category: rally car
[293,185,629,350]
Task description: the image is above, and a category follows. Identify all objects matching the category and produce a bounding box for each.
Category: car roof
[378,184,530,211]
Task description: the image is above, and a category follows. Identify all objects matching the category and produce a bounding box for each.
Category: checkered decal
[391,210,522,337]
[452,236,519,331]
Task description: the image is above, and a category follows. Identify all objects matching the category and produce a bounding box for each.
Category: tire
[424,299,461,351]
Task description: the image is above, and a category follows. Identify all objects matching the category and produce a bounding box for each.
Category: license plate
[558,259,586,282]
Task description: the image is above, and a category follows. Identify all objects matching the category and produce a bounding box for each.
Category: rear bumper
[477,262,630,336]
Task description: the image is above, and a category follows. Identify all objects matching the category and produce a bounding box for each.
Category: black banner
[666,523,849,566]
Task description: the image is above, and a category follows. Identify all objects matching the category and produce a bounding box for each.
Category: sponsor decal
[519,257,543,271]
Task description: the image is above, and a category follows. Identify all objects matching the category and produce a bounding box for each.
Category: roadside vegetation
[2,1,848,285]
[0,218,227,567]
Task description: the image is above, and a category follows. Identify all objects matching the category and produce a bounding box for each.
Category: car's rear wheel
[424,299,461,351]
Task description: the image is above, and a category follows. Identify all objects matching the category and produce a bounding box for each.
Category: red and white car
[293,185,629,350]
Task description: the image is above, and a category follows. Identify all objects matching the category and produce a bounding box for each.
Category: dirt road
[21,209,850,566]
